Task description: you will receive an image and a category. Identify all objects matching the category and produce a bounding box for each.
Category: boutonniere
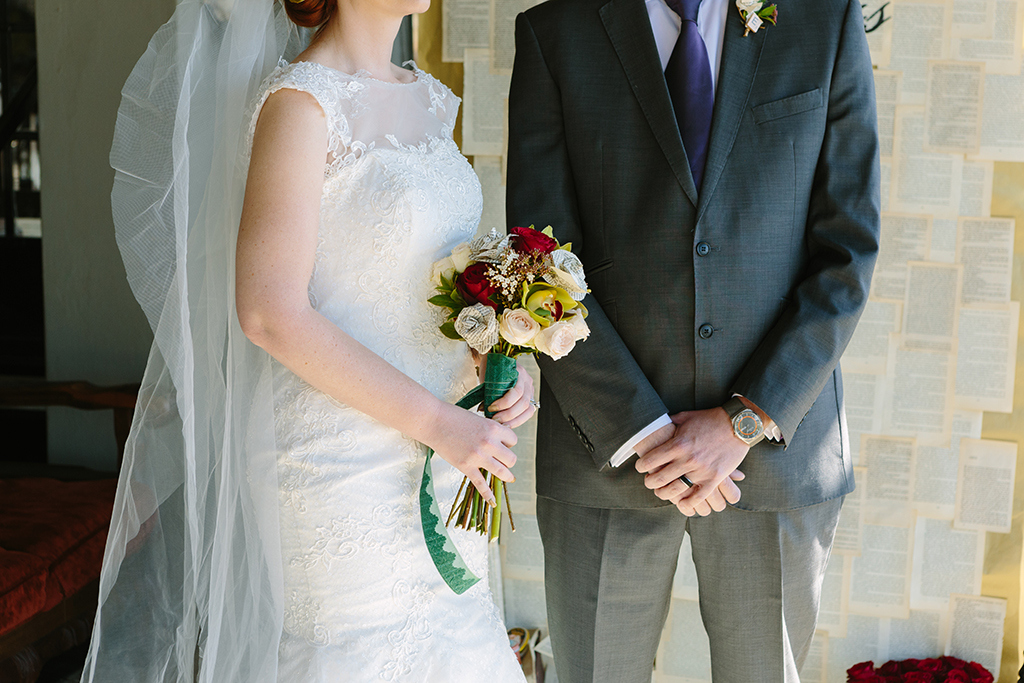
[736,0,778,36]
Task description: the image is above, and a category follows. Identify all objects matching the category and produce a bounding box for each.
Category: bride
[82,0,532,680]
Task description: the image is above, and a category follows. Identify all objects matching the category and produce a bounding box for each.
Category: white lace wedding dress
[247,61,526,682]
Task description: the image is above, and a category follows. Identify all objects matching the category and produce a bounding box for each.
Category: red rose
[964,662,993,683]
[848,661,877,681]
[941,657,967,671]
[455,262,499,309]
[905,672,936,683]
[879,661,902,676]
[510,226,558,254]
[919,660,943,673]
[945,671,970,683]
[901,659,923,673]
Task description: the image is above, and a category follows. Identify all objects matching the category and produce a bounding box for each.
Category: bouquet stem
[447,352,519,540]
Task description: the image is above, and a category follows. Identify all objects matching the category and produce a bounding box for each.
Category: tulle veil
[83,1,306,680]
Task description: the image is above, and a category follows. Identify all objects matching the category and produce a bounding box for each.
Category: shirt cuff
[609,413,673,467]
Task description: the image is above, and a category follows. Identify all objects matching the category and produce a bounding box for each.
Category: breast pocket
[751,88,824,125]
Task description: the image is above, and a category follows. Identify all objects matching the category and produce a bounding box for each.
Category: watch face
[734,411,762,440]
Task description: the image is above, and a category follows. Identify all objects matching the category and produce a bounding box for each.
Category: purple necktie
[664,0,714,192]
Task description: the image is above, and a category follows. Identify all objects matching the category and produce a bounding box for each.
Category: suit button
[696,242,711,257]
[699,324,714,339]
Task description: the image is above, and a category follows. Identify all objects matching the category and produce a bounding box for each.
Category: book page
[489,0,545,75]
[910,516,984,610]
[882,336,955,446]
[844,299,902,374]
[923,61,984,155]
[863,435,916,507]
[880,157,892,212]
[864,0,895,67]
[473,155,506,235]
[902,261,962,346]
[888,1,952,104]
[929,218,958,263]
[841,371,886,466]
[952,0,996,38]
[945,594,1006,680]
[954,302,1019,413]
[462,49,511,156]
[874,70,902,158]
[799,631,828,683]
[953,0,1023,74]
[819,554,852,637]
[656,599,712,682]
[871,214,932,301]
[849,521,914,619]
[891,107,963,215]
[958,160,993,217]
[887,609,949,661]
[956,217,1014,304]
[834,466,867,555]
[827,615,884,682]
[671,534,699,602]
[442,0,490,62]
[913,410,984,519]
[976,72,1024,161]
[954,437,1017,532]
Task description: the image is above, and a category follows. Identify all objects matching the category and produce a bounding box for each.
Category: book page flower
[543,249,588,301]
[454,304,499,354]
[499,309,541,347]
[469,228,509,263]
[533,321,577,360]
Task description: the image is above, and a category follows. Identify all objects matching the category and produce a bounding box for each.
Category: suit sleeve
[730,0,881,444]
[506,12,669,469]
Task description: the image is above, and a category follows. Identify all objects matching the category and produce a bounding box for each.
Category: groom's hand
[635,408,748,517]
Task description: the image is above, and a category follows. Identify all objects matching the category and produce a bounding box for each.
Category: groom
[505,0,879,681]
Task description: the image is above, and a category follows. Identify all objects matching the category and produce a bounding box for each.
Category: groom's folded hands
[634,408,750,517]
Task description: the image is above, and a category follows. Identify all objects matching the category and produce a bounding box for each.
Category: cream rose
[430,256,456,286]
[564,312,591,341]
[454,303,499,354]
[499,309,541,347]
[736,0,763,13]
[533,321,578,361]
[451,242,474,273]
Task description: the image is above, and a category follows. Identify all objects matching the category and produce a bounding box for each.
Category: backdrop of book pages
[418,1,1024,680]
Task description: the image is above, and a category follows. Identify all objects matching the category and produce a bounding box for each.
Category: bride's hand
[423,402,518,504]
[488,362,537,429]
[473,353,538,430]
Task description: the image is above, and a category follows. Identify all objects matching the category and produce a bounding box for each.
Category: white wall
[36,0,175,470]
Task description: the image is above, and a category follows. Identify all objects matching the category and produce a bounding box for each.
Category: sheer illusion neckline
[291,59,423,87]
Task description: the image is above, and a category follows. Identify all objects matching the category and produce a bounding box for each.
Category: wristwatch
[722,397,765,446]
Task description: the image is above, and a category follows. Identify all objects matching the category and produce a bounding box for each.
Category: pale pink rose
[499,309,541,346]
[564,312,591,341]
[451,242,474,273]
[534,321,577,360]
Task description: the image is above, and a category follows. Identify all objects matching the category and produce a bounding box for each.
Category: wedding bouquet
[847,657,994,683]
[428,226,590,541]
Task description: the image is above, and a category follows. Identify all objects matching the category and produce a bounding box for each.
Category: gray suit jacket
[506,0,881,511]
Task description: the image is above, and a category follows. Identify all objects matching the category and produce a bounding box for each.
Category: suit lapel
[695,11,767,223]
[600,0,699,207]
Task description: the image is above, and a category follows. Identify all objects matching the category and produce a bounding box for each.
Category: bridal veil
[83,1,305,680]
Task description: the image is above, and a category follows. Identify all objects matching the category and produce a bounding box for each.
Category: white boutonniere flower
[736,0,778,36]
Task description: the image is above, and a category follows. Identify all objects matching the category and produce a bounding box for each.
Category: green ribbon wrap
[420,352,518,595]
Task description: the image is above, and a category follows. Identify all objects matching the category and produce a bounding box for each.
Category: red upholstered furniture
[0,379,136,682]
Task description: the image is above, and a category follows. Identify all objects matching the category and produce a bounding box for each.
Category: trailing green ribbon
[420,353,518,595]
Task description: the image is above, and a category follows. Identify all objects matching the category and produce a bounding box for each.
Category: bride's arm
[237,88,519,502]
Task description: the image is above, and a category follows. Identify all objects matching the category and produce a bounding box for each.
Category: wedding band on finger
[679,474,694,488]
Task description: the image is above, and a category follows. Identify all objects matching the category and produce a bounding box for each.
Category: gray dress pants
[536,495,843,683]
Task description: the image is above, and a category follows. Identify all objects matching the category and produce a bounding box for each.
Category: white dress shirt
[609,0,779,468]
